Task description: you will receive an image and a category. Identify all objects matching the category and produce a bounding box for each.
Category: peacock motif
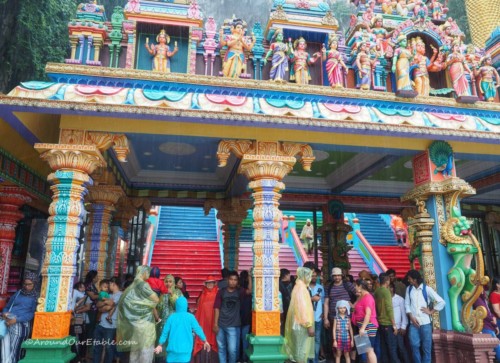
[429,141,454,177]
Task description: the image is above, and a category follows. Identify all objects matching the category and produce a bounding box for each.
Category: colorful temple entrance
[0,0,499,362]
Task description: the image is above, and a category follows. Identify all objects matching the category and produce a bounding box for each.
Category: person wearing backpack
[404,269,445,363]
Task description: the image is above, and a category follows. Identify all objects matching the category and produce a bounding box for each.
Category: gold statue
[145,29,179,73]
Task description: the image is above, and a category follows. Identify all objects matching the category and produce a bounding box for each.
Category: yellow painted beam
[13,112,60,144]
[60,114,500,156]
[0,118,51,176]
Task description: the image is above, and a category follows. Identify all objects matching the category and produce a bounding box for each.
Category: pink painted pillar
[0,187,32,310]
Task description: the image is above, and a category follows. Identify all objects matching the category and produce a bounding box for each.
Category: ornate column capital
[204,198,252,225]
[34,144,106,175]
[87,185,125,206]
[113,196,137,231]
[58,129,130,162]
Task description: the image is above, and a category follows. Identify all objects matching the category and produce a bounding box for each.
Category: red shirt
[147,277,168,295]
[490,291,500,317]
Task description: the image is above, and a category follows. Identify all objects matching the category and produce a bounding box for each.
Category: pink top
[352,293,379,328]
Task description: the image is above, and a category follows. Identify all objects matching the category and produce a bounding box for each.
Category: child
[333,300,353,363]
[154,296,210,363]
[96,279,109,324]
[147,266,168,323]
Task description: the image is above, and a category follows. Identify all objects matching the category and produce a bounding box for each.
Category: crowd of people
[3,264,500,363]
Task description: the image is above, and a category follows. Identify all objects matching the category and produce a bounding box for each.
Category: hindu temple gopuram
[0,0,499,362]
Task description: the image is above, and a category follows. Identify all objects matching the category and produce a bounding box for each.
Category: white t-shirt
[99,291,123,329]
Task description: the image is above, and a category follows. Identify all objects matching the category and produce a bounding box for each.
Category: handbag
[0,291,20,340]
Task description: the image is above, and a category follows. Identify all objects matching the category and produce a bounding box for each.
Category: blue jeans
[408,323,432,363]
[483,329,500,360]
[396,332,410,363]
[379,325,400,363]
[217,326,240,363]
[240,325,250,362]
[359,335,377,363]
[92,325,116,363]
[307,321,322,363]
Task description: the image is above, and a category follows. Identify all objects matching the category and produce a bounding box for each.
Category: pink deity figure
[428,0,446,20]
[289,37,321,85]
[187,0,202,20]
[144,29,178,73]
[371,16,390,57]
[125,0,140,13]
[444,41,474,98]
[475,55,500,102]
[322,35,348,88]
[355,42,375,90]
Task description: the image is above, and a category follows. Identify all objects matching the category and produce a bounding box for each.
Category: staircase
[357,213,397,246]
[150,206,221,308]
[348,249,370,278]
[238,242,298,273]
[371,246,419,278]
[239,211,254,243]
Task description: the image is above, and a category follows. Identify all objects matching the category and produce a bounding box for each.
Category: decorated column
[20,144,105,362]
[204,198,252,271]
[402,140,497,362]
[0,187,32,310]
[84,185,124,278]
[216,140,315,362]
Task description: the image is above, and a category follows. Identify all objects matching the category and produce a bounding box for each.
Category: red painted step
[372,246,420,279]
[348,249,371,278]
[150,240,222,309]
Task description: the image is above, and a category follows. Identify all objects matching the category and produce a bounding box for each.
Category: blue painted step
[357,213,397,246]
[156,206,218,241]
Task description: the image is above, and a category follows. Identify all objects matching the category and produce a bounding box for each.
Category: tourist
[93,277,122,363]
[214,270,251,363]
[489,276,500,327]
[333,300,353,363]
[154,296,211,363]
[116,266,159,363]
[84,270,99,338]
[374,273,400,363]
[309,268,324,363]
[95,279,109,325]
[324,267,356,358]
[352,279,378,363]
[147,266,168,323]
[405,269,445,363]
[0,272,38,363]
[239,270,252,363]
[473,290,500,360]
[300,219,315,254]
[284,267,315,363]
[279,268,292,335]
[390,283,410,363]
[70,281,91,362]
[155,274,183,363]
[175,276,190,299]
[193,276,219,362]
[386,269,406,298]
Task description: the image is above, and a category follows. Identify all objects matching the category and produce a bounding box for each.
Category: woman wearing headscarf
[284,267,315,363]
[192,276,219,363]
[155,274,183,363]
[300,219,314,254]
[0,271,38,363]
[116,266,159,363]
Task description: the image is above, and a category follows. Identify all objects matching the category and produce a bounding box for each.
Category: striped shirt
[327,282,355,319]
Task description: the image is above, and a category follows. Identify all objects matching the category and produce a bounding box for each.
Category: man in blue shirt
[93,276,122,363]
[309,268,324,363]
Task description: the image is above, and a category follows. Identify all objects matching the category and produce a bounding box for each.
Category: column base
[247,334,287,363]
[20,336,75,363]
[432,329,498,362]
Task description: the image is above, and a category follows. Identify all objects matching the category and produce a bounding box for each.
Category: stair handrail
[145,206,160,266]
[285,215,309,266]
[346,214,387,275]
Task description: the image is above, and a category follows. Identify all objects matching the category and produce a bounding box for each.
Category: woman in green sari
[154,274,183,362]
[116,265,159,363]
[284,267,315,363]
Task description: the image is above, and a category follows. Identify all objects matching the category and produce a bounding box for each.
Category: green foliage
[1,0,76,92]
[100,0,127,19]
[328,0,356,33]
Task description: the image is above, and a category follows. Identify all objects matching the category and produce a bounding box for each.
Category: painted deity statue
[263,29,290,83]
[371,16,391,57]
[442,192,489,332]
[444,41,474,97]
[289,37,321,85]
[219,18,256,78]
[322,36,347,88]
[428,0,446,20]
[381,0,395,14]
[144,29,178,73]
[355,42,375,90]
[476,55,500,102]
[396,0,409,16]
[410,38,440,97]
[392,34,414,94]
